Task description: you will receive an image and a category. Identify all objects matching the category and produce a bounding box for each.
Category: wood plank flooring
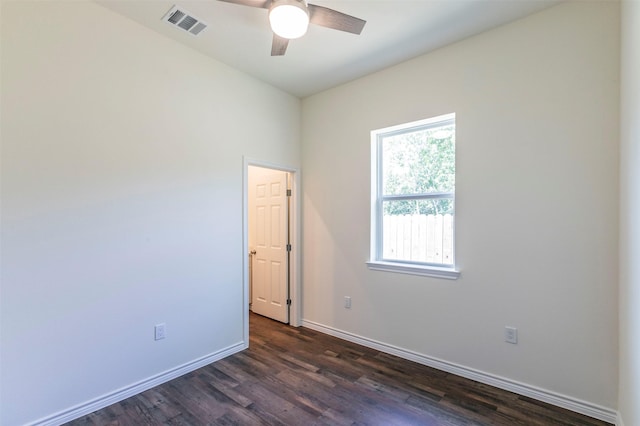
[66,313,612,426]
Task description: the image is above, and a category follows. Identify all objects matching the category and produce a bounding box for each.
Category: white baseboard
[302,319,618,425]
[28,341,247,426]
[616,412,625,426]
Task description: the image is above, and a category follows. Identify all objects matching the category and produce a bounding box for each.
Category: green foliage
[382,124,455,216]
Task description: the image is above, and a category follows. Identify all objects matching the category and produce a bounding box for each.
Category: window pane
[382,124,455,196]
[382,199,454,265]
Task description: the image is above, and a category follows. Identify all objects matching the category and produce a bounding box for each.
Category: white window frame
[367,113,460,280]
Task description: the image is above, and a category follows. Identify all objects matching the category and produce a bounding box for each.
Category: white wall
[619,1,640,425]
[0,1,300,425]
[302,0,619,414]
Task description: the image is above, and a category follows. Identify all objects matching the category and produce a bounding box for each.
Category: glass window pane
[382,124,455,196]
[382,199,454,265]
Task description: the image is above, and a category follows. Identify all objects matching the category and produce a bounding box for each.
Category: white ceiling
[96,0,559,98]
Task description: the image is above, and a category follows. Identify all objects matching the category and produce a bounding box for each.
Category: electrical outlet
[344,296,351,309]
[155,323,166,341]
[505,326,517,344]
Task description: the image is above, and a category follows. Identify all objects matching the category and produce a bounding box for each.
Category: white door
[249,166,289,323]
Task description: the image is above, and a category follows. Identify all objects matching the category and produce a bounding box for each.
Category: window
[368,113,460,279]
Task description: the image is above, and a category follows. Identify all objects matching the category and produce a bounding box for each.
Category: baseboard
[616,412,625,426]
[28,341,248,426]
[302,319,618,424]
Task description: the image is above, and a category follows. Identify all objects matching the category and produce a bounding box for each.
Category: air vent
[163,5,208,36]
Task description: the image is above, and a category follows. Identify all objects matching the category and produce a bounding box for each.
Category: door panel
[249,166,289,323]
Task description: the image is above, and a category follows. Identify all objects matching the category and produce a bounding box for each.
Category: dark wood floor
[67,313,611,426]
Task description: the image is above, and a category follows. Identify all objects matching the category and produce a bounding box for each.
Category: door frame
[242,157,301,342]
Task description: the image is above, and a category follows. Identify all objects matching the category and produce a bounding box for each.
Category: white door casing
[248,166,289,323]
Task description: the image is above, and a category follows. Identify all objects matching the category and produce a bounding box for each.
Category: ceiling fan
[218,0,366,56]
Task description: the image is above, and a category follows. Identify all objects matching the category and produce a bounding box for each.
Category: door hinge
[286,244,292,252]
[286,189,292,197]
[287,299,292,306]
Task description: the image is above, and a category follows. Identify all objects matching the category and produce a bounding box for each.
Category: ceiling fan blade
[217,0,271,9]
[271,33,289,56]
[308,4,366,35]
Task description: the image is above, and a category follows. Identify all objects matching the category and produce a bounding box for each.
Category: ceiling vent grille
[163,5,208,36]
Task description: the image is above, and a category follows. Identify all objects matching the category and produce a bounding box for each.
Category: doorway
[248,165,290,323]
[243,159,300,338]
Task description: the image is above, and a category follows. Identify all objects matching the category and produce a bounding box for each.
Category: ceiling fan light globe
[269,2,309,39]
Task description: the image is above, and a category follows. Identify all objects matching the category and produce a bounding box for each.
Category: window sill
[366,261,460,280]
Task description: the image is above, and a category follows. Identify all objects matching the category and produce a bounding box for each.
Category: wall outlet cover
[505,326,517,344]
[155,323,166,341]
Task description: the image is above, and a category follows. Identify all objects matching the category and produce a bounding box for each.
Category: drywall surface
[619,1,640,425]
[302,1,619,411]
[0,1,300,424]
